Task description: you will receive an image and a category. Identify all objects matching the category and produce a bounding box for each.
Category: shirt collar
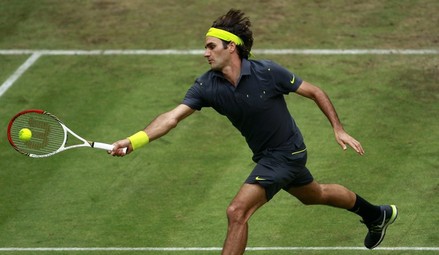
[212,58,251,79]
[241,58,251,76]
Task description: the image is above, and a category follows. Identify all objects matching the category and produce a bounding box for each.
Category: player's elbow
[160,113,180,131]
[154,106,192,137]
[167,117,179,129]
[308,87,326,101]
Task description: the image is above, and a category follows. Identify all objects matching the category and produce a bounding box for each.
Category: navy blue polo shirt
[182,59,304,157]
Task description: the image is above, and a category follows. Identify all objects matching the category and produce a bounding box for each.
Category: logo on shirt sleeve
[290,74,296,85]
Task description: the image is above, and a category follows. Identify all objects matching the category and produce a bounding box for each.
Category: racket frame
[7,109,119,158]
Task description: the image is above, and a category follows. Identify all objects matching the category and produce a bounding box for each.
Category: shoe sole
[369,205,398,249]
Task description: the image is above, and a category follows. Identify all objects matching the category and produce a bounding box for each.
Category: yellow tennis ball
[19,128,32,141]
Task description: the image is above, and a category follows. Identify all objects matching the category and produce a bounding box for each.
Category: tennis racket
[7,109,126,158]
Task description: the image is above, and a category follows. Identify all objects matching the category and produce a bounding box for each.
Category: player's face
[204,37,230,71]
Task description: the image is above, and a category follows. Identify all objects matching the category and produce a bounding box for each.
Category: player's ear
[228,42,237,54]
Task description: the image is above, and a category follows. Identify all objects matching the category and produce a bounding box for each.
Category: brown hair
[211,9,253,59]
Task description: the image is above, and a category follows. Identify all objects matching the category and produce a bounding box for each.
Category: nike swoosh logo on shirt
[290,75,296,84]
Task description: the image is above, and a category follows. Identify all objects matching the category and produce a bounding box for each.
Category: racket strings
[10,112,65,155]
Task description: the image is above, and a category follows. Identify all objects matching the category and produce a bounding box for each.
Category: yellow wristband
[128,131,149,150]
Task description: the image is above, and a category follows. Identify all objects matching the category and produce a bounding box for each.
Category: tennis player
[111,9,397,254]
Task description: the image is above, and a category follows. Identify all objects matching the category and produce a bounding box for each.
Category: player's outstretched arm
[110,104,195,156]
[295,81,365,155]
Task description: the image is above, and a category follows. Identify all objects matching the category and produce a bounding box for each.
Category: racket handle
[93,142,127,154]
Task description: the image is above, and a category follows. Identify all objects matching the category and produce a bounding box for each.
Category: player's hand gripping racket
[7,109,126,158]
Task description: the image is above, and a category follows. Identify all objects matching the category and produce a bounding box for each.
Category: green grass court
[0,1,438,254]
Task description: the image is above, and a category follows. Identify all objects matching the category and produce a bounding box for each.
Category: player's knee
[226,204,247,225]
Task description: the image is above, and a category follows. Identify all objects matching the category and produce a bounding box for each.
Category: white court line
[0,247,438,252]
[0,52,41,97]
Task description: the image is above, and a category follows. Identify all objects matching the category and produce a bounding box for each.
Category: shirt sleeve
[269,61,303,94]
[182,79,206,111]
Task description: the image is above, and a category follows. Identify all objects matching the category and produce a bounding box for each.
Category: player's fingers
[115,148,126,157]
[349,139,365,155]
[337,135,365,155]
[337,139,347,151]
[109,139,132,156]
[109,143,123,156]
[356,142,365,155]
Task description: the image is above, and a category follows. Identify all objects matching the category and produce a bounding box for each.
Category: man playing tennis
[111,9,397,254]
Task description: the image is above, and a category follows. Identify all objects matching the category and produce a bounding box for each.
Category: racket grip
[93,142,127,154]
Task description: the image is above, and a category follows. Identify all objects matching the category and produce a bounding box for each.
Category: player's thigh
[286,180,324,205]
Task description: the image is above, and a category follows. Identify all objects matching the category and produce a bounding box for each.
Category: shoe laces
[361,220,384,233]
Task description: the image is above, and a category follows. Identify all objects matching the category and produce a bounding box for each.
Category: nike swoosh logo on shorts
[255,176,266,181]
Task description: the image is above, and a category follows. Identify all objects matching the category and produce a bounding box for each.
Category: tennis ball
[19,128,32,141]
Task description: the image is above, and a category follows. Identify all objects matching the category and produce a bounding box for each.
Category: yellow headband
[206,27,244,45]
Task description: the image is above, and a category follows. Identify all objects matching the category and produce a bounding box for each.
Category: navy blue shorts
[245,147,314,201]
